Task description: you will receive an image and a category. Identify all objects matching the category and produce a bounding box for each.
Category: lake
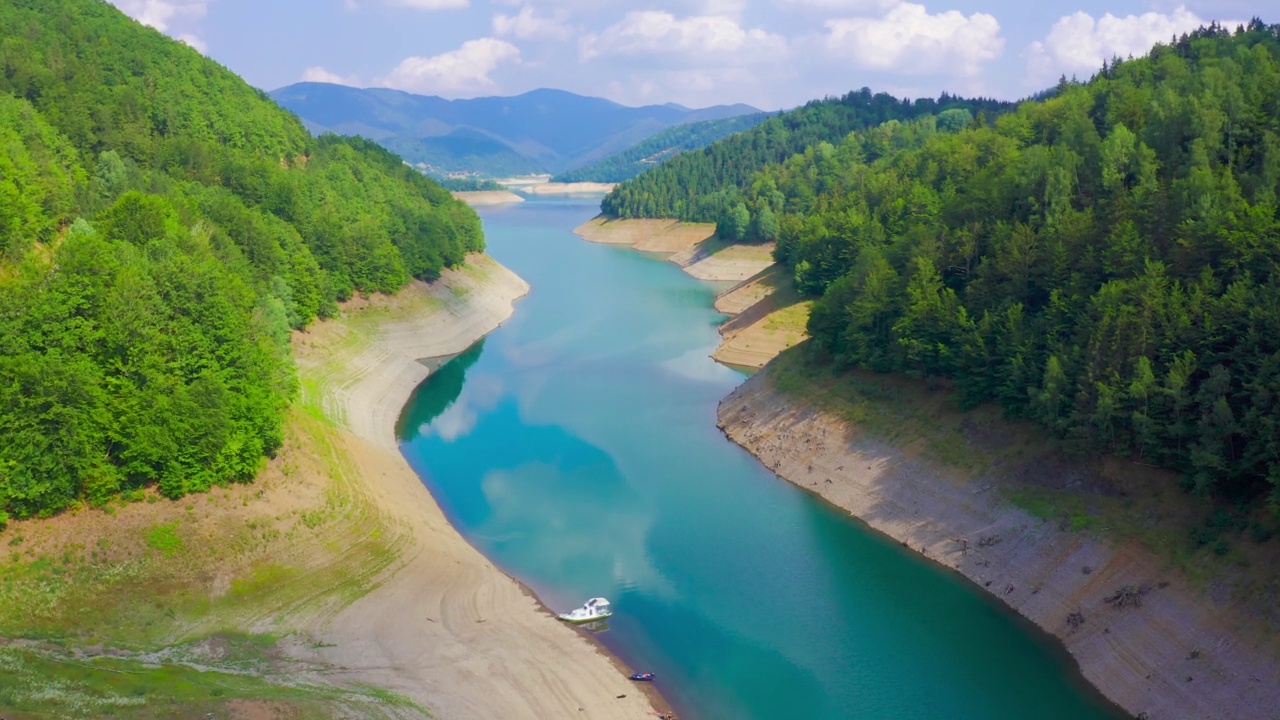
[398,196,1123,720]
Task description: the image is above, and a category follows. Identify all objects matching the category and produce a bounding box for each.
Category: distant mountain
[270,83,760,176]
[551,112,772,184]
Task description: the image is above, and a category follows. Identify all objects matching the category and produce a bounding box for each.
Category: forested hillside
[600,90,1014,223]
[0,0,482,521]
[759,22,1280,510]
[551,113,770,183]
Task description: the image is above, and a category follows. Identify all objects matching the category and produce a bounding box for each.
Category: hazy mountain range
[270,83,759,177]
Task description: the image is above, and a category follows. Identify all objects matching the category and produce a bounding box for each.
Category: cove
[398,197,1124,720]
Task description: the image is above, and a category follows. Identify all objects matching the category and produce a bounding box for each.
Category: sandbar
[452,190,525,207]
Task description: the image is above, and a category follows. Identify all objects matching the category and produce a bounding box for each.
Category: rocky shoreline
[717,366,1280,720]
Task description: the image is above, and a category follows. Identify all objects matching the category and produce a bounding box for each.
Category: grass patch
[144,523,183,556]
[762,300,813,334]
[0,644,424,719]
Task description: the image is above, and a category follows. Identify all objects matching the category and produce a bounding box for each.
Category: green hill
[600,90,1015,223]
[0,0,482,521]
[768,22,1280,514]
[550,113,771,183]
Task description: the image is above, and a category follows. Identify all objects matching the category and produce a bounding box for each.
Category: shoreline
[452,189,525,207]
[290,254,666,719]
[575,215,809,369]
[717,360,1280,720]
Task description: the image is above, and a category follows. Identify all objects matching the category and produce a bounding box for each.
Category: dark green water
[397,197,1123,720]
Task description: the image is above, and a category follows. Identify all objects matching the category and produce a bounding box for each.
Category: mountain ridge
[271,82,760,176]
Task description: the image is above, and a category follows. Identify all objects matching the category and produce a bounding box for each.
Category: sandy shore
[575,216,808,368]
[718,366,1280,720]
[452,190,525,207]
[670,239,774,283]
[711,267,811,369]
[575,215,715,253]
[291,254,662,720]
[573,216,773,283]
[525,181,617,195]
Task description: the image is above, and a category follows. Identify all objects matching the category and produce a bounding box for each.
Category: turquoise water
[398,197,1123,720]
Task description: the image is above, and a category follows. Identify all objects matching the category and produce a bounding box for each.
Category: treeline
[0,0,482,522]
[600,90,1014,222]
[435,177,507,192]
[552,113,771,184]
[755,22,1280,508]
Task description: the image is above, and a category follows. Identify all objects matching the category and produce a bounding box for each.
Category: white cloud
[176,32,207,53]
[301,66,358,85]
[700,0,747,17]
[580,11,786,64]
[1027,6,1208,82]
[601,65,784,109]
[381,38,521,94]
[111,0,206,32]
[493,5,573,41]
[776,0,897,11]
[388,0,468,9]
[109,1,208,52]
[823,2,1003,77]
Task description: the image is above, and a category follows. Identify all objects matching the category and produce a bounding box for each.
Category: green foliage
[717,203,751,241]
[0,0,484,519]
[0,94,81,256]
[554,113,771,183]
[601,90,1014,222]
[780,22,1280,511]
[145,522,183,556]
[936,108,973,133]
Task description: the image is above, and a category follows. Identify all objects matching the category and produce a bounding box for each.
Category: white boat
[558,597,612,624]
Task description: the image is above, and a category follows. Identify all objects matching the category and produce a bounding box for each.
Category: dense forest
[552,113,770,183]
[0,0,483,522]
[744,22,1280,511]
[600,91,1015,223]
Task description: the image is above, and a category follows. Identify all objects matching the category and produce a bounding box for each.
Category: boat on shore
[629,672,655,682]
[558,597,612,624]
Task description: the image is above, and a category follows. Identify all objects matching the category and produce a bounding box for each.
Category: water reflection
[402,346,673,606]
[399,339,486,437]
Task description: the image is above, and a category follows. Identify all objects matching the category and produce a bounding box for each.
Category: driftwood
[977,534,1002,548]
[1105,584,1151,609]
[1066,609,1085,633]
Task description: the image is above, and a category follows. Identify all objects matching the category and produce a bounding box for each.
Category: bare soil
[452,190,525,206]
[712,267,811,369]
[574,216,715,253]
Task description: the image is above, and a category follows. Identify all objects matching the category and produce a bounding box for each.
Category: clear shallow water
[398,197,1124,720]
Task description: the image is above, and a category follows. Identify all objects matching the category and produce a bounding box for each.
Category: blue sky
[110,0,1264,109]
